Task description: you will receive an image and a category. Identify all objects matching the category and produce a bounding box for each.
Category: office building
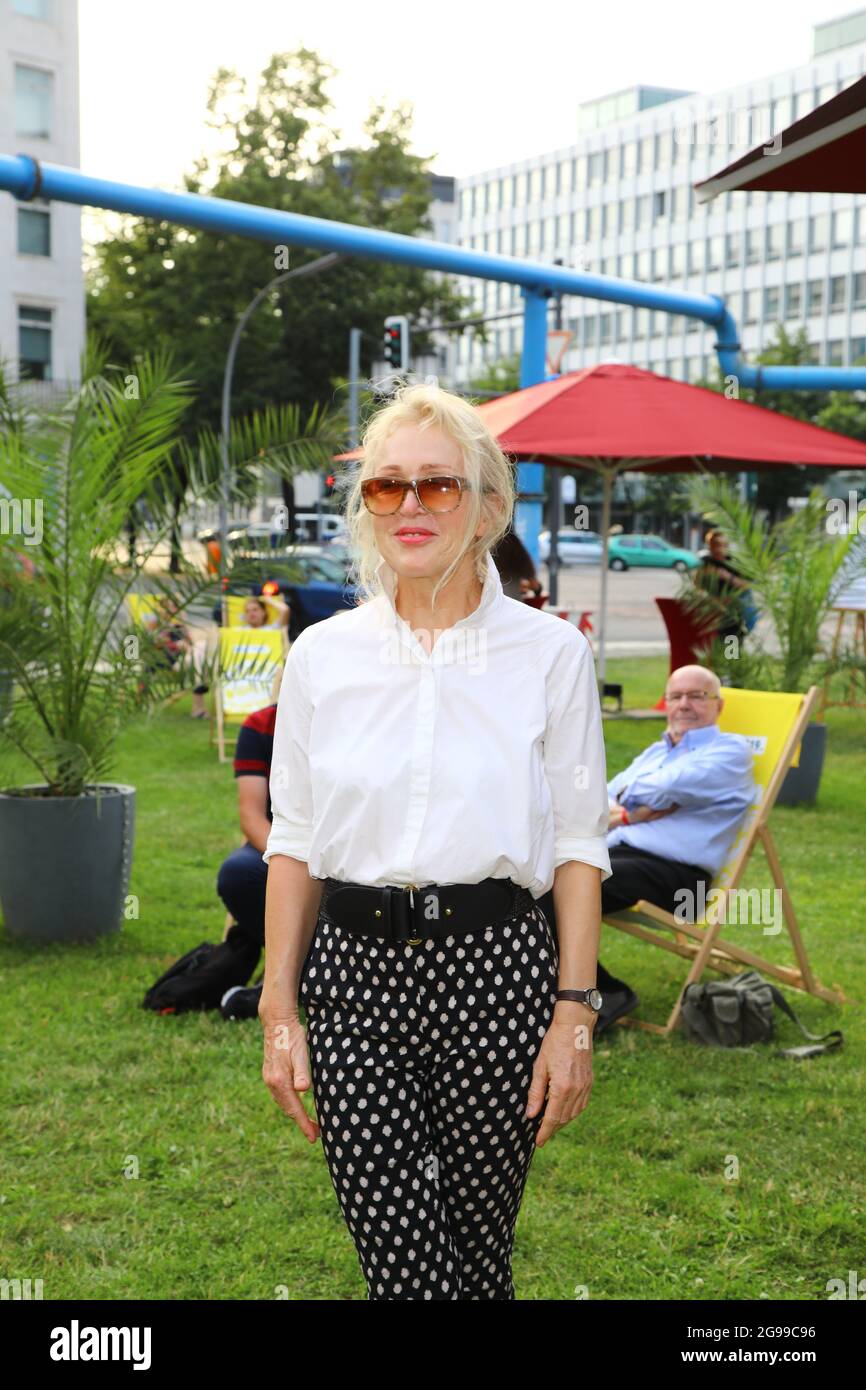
[454,9,866,385]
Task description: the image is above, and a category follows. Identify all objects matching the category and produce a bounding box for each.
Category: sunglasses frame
[360,474,491,515]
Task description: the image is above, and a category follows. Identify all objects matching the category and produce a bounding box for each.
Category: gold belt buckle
[404,884,422,945]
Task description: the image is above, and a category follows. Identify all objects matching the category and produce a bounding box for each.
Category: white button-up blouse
[263,549,612,897]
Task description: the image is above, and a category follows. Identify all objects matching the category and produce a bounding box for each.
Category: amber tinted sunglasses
[360,474,490,515]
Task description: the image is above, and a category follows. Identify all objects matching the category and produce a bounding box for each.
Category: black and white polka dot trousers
[298,900,559,1300]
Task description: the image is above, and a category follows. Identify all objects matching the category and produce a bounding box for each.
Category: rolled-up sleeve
[543,627,612,882]
[263,633,315,866]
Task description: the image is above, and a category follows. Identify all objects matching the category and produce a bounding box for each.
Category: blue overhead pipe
[2,152,865,394]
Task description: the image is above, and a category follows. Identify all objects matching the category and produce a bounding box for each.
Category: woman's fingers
[261,1019,320,1143]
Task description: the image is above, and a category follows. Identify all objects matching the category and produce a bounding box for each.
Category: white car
[538,529,603,565]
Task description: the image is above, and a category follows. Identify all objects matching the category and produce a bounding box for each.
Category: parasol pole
[597,462,613,685]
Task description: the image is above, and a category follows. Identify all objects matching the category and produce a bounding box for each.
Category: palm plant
[677,475,866,693]
[0,344,341,798]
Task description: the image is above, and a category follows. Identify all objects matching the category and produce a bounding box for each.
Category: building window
[670,186,686,222]
[14,64,53,138]
[620,141,637,177]
[653,132,668,169]
[688,239,705,275]
[651,190,667,222]
[558,158,573,194]
[809,213,828,252]
[851,337,866,364]
[638,135,653,174]
[558,211,571,247]
[636,249,650,281]
[619,199,634,233]
[635,195,649,230]
[651,247,668,281]
[619,252,636,278]
[806,279,824,316]
[669,244,685,278]
[602,204,616,238]
[600,314,612,345]
[743,290,760,324]
[852,273,866,308]
[827,340,844,366]
[706,236,723,272]
[832,208,854,247]
[785,283,803,318]
[764,286,781,318]
[586,206,601,241]
[17,200,51,256]
[725,233,741,268]
[587,152,602,186]
[765,224,784,261]
[18,303,53,379]
[745,229,761,265]
[530,167,542,203]
[787,220,805,256]
[829,275,847,311]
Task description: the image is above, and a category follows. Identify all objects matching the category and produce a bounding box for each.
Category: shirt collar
[663,722,720,751]
[374,550,504,630]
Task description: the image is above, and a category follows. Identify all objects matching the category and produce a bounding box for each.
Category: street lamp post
[218,252,341,587]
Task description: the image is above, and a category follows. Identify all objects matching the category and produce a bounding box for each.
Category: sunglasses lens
[362,479,405,513]
[416,477,462,511]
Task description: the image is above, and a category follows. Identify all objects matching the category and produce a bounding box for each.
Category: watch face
[589,989,603,1011]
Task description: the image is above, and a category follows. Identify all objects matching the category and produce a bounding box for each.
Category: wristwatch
[555,988,603,1012]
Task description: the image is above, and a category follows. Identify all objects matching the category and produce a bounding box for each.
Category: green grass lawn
[1,658,863,1301]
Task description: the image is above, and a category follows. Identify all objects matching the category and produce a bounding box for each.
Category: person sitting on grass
[216,667,284,1020]
[538,663,756,1032]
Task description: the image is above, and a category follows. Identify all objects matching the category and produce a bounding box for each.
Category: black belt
[319,876,535,945]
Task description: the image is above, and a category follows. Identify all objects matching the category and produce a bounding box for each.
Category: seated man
[538,663,756,1032]
[216,669,283,1019]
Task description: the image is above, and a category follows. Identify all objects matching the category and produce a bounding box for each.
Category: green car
[607,534,700,572]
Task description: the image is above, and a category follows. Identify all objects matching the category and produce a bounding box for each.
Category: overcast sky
[79,0,855,238]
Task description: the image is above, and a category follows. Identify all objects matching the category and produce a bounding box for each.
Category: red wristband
[620,807,630,825]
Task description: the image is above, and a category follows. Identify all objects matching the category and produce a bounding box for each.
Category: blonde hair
[337,383,516,612]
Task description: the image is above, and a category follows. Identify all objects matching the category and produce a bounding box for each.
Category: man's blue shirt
[606,723,756,877]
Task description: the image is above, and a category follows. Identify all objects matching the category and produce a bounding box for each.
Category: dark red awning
[695,74,866,200]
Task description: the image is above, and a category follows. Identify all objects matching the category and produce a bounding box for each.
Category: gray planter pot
[776,722,827,808]
[0,783,135,942]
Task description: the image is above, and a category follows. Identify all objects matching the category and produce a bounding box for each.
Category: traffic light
[383,315,410,372]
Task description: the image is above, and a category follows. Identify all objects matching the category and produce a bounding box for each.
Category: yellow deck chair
[213,626,285,763]
[124,593,163,630]
[603,685,850,1037]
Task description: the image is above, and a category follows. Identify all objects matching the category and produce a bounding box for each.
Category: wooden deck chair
[213,626,285,763]
[602,685,850,1037]
[222,595,289,653]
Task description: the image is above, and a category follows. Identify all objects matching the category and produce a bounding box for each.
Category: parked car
[538,529,604,565]
[607,534,700,572]
[223,545,358,639]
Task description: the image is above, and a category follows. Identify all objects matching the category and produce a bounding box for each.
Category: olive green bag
[680,970,843,1058]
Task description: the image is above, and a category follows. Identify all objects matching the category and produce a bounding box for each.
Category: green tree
[697,326,841,520]
[87,49,473,445]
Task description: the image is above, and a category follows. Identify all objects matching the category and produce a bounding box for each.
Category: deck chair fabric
[213,626,285,763]
[602,685,847,1036]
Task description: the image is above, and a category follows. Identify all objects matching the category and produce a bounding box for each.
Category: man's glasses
[664,691,720,703]
[360,474,489,515]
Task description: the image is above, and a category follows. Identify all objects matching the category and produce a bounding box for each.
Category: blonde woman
[259,384,611,1301]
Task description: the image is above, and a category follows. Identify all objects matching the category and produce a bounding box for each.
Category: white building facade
[0,0,83,386]
[454,11,866,385]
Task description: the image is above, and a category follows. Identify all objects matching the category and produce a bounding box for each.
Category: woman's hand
[525,1008,594,1147]
[259,1007,320,1144]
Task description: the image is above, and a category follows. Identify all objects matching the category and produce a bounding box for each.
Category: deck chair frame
[602,685,850,1037]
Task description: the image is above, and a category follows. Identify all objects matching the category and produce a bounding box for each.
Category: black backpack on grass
[680,970,843,1058]
[142,926,261,1014]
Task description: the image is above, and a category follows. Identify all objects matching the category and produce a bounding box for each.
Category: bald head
[663,665,723,743]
